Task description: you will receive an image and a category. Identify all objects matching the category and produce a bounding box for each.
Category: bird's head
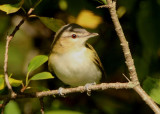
[51,23,98,53]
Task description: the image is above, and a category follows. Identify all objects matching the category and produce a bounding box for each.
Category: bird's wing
[86,43,106,80]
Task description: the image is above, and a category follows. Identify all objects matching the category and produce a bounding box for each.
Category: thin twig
[122,73,130,82]
[0,82,135,100]
[3,8,35,94]
[4,36,14,93]
[96,5,108,8]
[105,0,160,113]
[39,98,45,114]
[3,6,35,111]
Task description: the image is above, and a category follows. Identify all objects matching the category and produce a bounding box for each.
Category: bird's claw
[58,87,65,97]
[85,82,96,96]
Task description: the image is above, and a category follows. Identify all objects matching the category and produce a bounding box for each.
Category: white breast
[49,47,102,86]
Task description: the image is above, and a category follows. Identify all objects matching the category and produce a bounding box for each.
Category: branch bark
[105,0,160,113]
[0,82,134,100]
[3,8,34,94]
[2,7,35,112]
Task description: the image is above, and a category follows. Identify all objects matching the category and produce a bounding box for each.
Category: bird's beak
[85,33,99,39]
[90,33,99,37]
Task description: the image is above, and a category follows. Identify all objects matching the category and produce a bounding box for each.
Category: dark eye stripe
[72,34,77,38]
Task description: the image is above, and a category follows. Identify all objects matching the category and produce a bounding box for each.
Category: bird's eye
[72,34,77,39]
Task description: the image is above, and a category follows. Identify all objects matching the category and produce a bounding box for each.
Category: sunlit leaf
[143,77,160,104]
[45,110,83,114]
[76,10,103,29]
[30,72,54,81]
[4,101,21,114]
[27,55,48,73]
[0,75,22,89]
[9,77,22,87]
[0,0,24,14]
[0,75,5,90]
[39,16,65,32]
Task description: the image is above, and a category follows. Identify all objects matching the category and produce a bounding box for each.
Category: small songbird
[48,23,105,87]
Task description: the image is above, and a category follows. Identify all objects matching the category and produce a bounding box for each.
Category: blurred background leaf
[0,0,24,14]
[39,17,65,32]
[4,101,21,114]
[0,75,5,90]
[143,77,160,105]
[0,74,22,90]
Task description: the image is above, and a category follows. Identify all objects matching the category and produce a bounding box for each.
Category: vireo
[48,23,105,86]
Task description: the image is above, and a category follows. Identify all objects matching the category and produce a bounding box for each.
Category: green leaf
[9,77,22,87]
[28,55,48,73]
[143,77,160,104]
[30,72,54,81]
[45,110,83,114]
[38,16,65,32]
[0,0,24,14]
[4,101,21,114]
[0,75,5,90]
[0,75,22,89]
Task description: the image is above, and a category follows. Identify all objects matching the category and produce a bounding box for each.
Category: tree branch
[0,82,134,100]
[105,0,160,113]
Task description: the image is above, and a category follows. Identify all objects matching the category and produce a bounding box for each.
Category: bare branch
[105,0,160,113]
[3,7,35,96]
[0,82,134,100]
[4,36,14,93]
[106,0,138,83]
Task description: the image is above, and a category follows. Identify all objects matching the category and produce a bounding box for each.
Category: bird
[48,23,105,87]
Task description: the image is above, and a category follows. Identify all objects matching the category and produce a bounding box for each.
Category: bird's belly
[50,52,102,86]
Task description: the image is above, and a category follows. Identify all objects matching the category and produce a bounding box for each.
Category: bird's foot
[58,87,65,97]
[85,82,96,96]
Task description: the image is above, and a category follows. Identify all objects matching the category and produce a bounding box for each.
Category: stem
[26,72,30,87]
[105,0,160,113]
[39,98,45,114]
[3,7,36,109]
